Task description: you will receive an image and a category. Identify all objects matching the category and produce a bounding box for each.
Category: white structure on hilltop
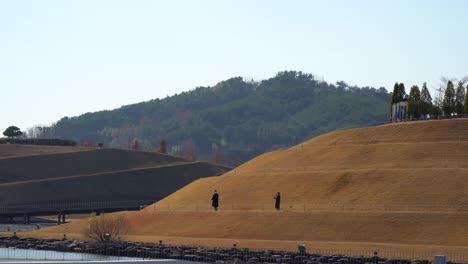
[391,94,408,122]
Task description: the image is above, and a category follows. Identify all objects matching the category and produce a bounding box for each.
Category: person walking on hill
[211,190,219,211]
[274,192,281,211]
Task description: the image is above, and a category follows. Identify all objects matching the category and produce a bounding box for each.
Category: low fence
[150,202,468,213]
[291,135,468,148]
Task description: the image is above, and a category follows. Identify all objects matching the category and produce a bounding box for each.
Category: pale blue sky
[1,0,467,132]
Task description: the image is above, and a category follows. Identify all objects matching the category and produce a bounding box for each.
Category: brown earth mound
[0,162,230,205]
[23,119,468,259]
[0,145,230,205]
[0,148,189,184]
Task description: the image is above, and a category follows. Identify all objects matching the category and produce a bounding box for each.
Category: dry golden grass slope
[25,119,468,258]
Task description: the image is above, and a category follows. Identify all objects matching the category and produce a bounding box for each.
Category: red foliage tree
[130,140,140,150]
[158,139,167,154]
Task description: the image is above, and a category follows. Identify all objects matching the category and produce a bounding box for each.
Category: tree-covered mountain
[34,71,390,165]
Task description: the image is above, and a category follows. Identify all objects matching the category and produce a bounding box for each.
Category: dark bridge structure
[0,200,154,225]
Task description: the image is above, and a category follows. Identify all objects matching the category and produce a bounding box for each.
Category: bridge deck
[0,200,154,218]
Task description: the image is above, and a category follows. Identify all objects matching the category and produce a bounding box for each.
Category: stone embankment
[0,236,462,264]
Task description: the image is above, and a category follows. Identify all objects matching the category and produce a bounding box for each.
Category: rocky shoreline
[0,236,463,264]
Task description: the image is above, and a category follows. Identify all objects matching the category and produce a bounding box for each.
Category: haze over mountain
[34,71,390,165]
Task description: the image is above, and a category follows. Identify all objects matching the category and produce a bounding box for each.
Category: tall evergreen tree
[390,82,400,122]
[455,81,466,116]
[391,82,406,104]
[398,83,406,102]
[391,82,399,104]
[389,82,407,121]
[442,81,456,116]
[407,85,421,119]
[465,84,468,115]
[389,93,394,122]
[419,82,432,117]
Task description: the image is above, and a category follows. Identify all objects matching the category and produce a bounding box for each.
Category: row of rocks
[0,236,462,264]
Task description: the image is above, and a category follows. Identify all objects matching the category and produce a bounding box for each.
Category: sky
[1,0,468,132]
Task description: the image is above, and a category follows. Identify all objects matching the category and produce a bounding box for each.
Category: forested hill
[36,71,390,165]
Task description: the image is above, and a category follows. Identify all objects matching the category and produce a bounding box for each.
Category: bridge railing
[0,200,155,215]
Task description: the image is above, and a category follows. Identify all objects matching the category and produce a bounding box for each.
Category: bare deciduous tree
[83,213,130,243]
[460,75,468,85]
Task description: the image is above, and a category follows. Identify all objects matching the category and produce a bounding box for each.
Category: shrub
[83,213,130,243]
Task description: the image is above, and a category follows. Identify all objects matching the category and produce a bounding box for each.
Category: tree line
[390,78,468,120]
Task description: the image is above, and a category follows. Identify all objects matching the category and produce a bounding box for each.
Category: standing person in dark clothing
[211,190,219,211]
[274,192,281,211]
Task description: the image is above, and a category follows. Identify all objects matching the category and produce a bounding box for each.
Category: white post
[434,255,446,264]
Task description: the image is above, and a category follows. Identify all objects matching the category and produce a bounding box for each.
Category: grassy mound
[22,119,468,258]
[0,145,230,205]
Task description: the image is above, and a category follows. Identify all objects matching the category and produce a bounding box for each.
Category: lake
[0,248,201,263]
